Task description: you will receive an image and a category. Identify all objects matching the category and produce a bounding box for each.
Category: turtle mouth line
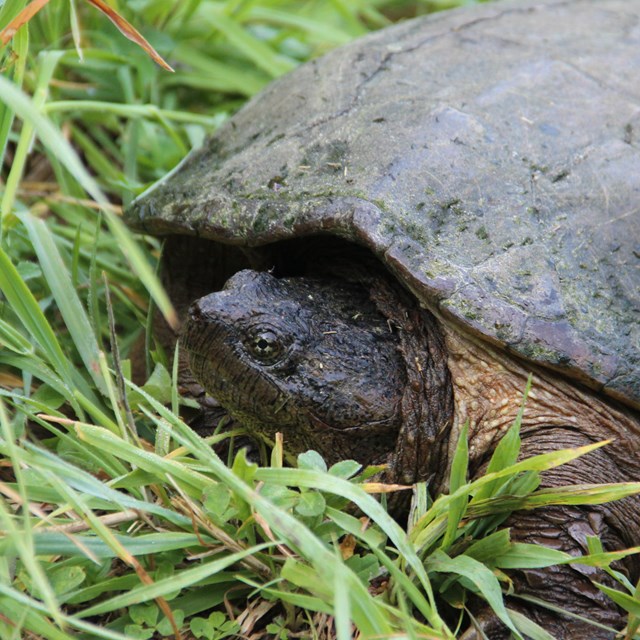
[306,409,400,435]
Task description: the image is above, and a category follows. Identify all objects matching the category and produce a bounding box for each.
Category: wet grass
[1,1,640,638]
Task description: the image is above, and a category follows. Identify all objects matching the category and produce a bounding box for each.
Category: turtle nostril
[188,302,205,322]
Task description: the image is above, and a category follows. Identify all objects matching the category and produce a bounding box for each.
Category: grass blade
[21,212,106,394]
[508,609,556,640]
[79,543,273,617]
[427,550,520,639]
[199,7,294,77]
[442,422,469,550]
[0,246,75,394]
[0,75,177,329]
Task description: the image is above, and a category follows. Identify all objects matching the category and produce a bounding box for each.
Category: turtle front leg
[461,427,637,639]
[460,506,626,639]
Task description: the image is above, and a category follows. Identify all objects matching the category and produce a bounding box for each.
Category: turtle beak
[182,298,213,355]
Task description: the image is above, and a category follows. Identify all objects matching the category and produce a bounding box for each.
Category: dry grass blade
[85,0,174,72]
[0,371,24,388]
[169,490,273,578]
[0,0,51,45]
[361,481,411,493]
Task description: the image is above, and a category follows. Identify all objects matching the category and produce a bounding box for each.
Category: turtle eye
[245,326,286,364]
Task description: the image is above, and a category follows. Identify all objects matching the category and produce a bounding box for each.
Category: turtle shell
[128,0,640,408]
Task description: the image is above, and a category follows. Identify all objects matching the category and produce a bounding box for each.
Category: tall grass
[1,1,639,639]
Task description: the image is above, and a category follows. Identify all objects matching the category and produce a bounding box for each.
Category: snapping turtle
[128,0,640,636]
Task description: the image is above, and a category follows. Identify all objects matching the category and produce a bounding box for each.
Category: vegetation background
[0,0,639,638]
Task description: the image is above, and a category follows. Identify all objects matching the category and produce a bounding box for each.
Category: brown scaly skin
[445,329,639,638]
[182,270,639,639]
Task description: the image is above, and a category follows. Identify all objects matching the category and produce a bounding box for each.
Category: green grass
[1,1,640,639]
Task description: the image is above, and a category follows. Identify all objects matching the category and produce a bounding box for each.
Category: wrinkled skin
[182,269,638,639]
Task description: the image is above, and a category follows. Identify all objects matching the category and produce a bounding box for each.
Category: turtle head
[182,269,408,468]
